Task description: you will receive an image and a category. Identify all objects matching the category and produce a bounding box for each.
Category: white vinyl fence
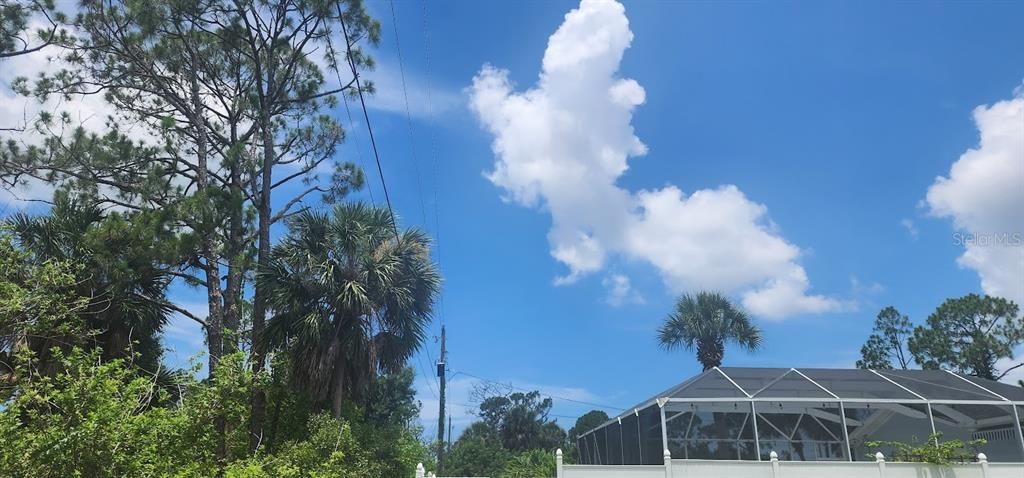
[416,449,1024,478]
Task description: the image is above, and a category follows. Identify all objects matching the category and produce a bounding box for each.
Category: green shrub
[500,449,556,477]
[866,432,986,465]
[0,348,430,478]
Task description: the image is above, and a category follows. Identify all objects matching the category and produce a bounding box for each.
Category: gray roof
[580,366,1024,438]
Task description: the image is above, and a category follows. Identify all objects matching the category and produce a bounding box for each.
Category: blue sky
[2,0,1022,440]
[365,0,1023,437]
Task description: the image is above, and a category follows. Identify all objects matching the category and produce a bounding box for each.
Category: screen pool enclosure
[576,367,1024,464]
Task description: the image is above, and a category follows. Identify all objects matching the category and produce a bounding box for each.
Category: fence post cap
[978,453,988,462]
[770,451,778,461]
[556,448,563,457]
[416,463,424,472]
[875,452,885,462]
[664,448,672,459]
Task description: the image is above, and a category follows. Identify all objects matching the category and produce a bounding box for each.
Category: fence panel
[672,460,772,478]
[562,465,664,478]
[420,451,1024,478]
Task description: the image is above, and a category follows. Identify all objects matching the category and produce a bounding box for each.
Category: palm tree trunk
[697,339,725,371]
[330,356,347,418]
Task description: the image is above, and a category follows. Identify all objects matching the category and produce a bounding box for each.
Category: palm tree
[7,197,172,372]
[260,203,441,417]
[657,292,762,371]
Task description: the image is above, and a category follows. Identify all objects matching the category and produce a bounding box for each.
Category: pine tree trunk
[222,122,244,353]
[190,51,228,468]
[248,95,274,451]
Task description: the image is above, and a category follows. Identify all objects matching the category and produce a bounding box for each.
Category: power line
[388,0,443,399]
[416,352,439,400]
[446,399,586,423]
[388,0,429,227]
[340,94,376,206]
[409,9,449,470]
[420,0,446,332]
[451,370,627,412]
[337,10,399,241]
[334,8,439,404]
[322,8,376,208]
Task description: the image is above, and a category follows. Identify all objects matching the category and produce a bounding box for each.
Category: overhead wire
[324,22,377,207]
[337,8,400,241]
[388,0,444,397]
[451,370,627,412]
[418,0,448,384]
[446,400,585,423]
[340,94,377,206]
[388,0,429,228]
[332,6,438,400]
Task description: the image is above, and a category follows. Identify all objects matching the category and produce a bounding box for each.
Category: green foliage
[224,414,372,478]
[908,294,1023,379]
[565,410,608,463]
[0,347,429,477]
[446,388,567,475]
[0,0,70,59]
[857,306,913,370]
[0,348,215,477]
[500,449,556,478]
[658,291,762,371]
[445,437,509,477]
[365,367,422,428]
[866,432,986,465]
[261,203,441,417]
[0,231,87,387]
[7,197,175,372]
[477,390,566,452]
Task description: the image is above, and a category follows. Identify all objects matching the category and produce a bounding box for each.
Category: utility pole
[436,325,446,475]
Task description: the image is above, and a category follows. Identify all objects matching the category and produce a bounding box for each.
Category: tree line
[1,0,445,476]
[857,294,1023,381]
[651,290,1023,382]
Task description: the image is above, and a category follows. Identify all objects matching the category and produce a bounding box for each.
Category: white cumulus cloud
[925,89,1024,305]
[469,0,840,319]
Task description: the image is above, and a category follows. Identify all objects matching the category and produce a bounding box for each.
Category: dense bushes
[0,349,430,477]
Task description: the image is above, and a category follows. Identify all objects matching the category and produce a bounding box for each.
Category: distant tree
[658,292,762,371]
[908,294,1023,380]
[447,387,568,476]
[445,434,509,477]
[365,367,421,429]
[566,410,609,463]
[569,410,609,441]
[857,306,913,370]
[477,390,566,452]
[458,421,501,445]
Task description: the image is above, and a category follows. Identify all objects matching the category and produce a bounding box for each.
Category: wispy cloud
[602,274,644,306]
[362,60,462,119]
[900,218,919,239]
